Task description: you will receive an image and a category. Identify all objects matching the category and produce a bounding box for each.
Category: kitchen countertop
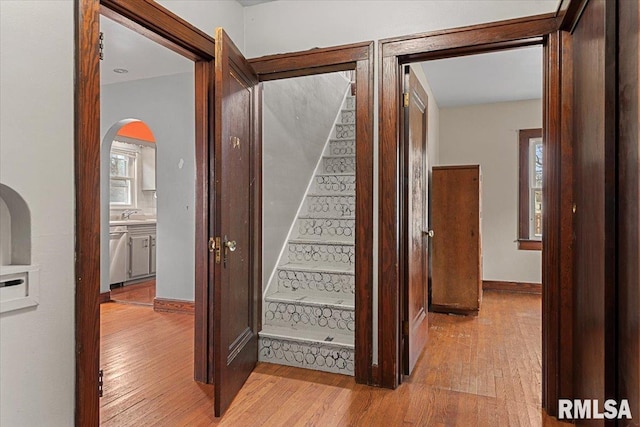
[110,219,157,226]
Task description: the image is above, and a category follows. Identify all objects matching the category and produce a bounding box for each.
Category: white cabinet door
[129,235,150,278]
[149,233,156,274]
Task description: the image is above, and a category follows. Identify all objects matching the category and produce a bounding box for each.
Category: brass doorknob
[225,240,237,252]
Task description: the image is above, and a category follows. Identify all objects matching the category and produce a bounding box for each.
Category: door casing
[377,11,573,417]
[249,43,375,384]
[75,1,215,425]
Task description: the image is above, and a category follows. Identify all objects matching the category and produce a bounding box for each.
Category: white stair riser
[329,139,355,155]
[313,174,355,194]
[335,124,355,140]
[323,156,355,173]
[275,268,355,297]
[294,217,355,241]
[341,109,355,124]
[303,195,355,218]
[259,336,354,375]
[345,97,355,110]
[264,300,355,334]
[287,241,354,266]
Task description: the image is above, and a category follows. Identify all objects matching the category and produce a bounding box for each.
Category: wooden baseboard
[153,298,195,314]
[99,291,111,304]
[482,280,542,294]
[430,304,479,316]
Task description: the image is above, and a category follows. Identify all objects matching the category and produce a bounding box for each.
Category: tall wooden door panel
[571,0,616,415]
[213,28,261,417]
[617,0,639,419]
[431,165,481,315]
[401,67,429,376]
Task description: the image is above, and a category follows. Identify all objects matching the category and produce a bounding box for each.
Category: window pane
[534,189,543,237]
[110,154,128,177]
[110,179,131,205]
[534,142,543,188]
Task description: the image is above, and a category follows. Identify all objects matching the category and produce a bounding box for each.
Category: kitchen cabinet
[141,146,156,191]
[129,235,150,278]
[150,233,156,274]
[430,165,482,315]
[127,224,156,281]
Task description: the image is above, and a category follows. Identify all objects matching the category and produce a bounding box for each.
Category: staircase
[259,94,356,376]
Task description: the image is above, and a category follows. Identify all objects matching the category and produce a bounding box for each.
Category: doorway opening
[399,45,545,412]
[97,12,200,424]
[259,71,357,375]
[75,1,215,424]
[376,14,568,417]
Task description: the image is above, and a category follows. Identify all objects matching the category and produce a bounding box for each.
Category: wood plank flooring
[100,291,570,426]
[109,279,156,305]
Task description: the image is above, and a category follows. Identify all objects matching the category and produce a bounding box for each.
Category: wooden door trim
[249,41,375,385]
[378,14,567,408]
[75,1,213,425]
[100,0,215,61]
[249,42,371,80]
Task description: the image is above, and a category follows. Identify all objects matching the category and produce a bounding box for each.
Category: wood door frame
[377,10,573,414]
[249,41,375,385]
[75,1,214,425]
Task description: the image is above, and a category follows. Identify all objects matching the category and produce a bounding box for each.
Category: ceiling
[100,15,193,86]
[420,46,543,108]
[236,0,276,6]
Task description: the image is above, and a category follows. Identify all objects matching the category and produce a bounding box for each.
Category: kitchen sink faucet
[121,209,139,220]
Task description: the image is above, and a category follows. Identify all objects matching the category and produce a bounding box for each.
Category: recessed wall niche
[0,183,39,313]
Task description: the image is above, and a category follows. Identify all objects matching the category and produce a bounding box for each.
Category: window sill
[518,239,542,251]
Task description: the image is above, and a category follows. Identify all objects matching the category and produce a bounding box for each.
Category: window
[518,128,543,250]
[110,148,137,207]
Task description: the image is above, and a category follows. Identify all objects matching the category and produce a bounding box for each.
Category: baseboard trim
[153,298,195,314]
[482,280,542,294]
[99,291,111,304]
[430,304,479,316]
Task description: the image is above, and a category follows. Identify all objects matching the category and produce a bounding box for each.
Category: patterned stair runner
[259,94,356,376]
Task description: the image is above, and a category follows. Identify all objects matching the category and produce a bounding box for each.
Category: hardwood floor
[109,279,156,305]
[100,292,570,426]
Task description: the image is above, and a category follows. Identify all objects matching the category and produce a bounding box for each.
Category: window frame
[518,128,543,250]
[109,147,137,208]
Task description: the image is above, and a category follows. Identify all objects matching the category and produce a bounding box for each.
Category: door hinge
[403,92,409,107]
[98,369,104,397]
[209,237,221,264]
[402,320,409,336]
[99,32,104,61]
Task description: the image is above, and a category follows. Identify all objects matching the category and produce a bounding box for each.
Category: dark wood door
[401,67,429,375]
[617,0,639,419]
[430,166,482,315]
[571,0,617,418]
[213,28,261,417]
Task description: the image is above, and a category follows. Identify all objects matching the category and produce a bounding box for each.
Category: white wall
[244,1,558,58]
[157,0,245,52]
[263,73,350,290]
[101,73,196,300]
[438,99,542,284]
[0,1,75,425]
[0,197,12,266]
